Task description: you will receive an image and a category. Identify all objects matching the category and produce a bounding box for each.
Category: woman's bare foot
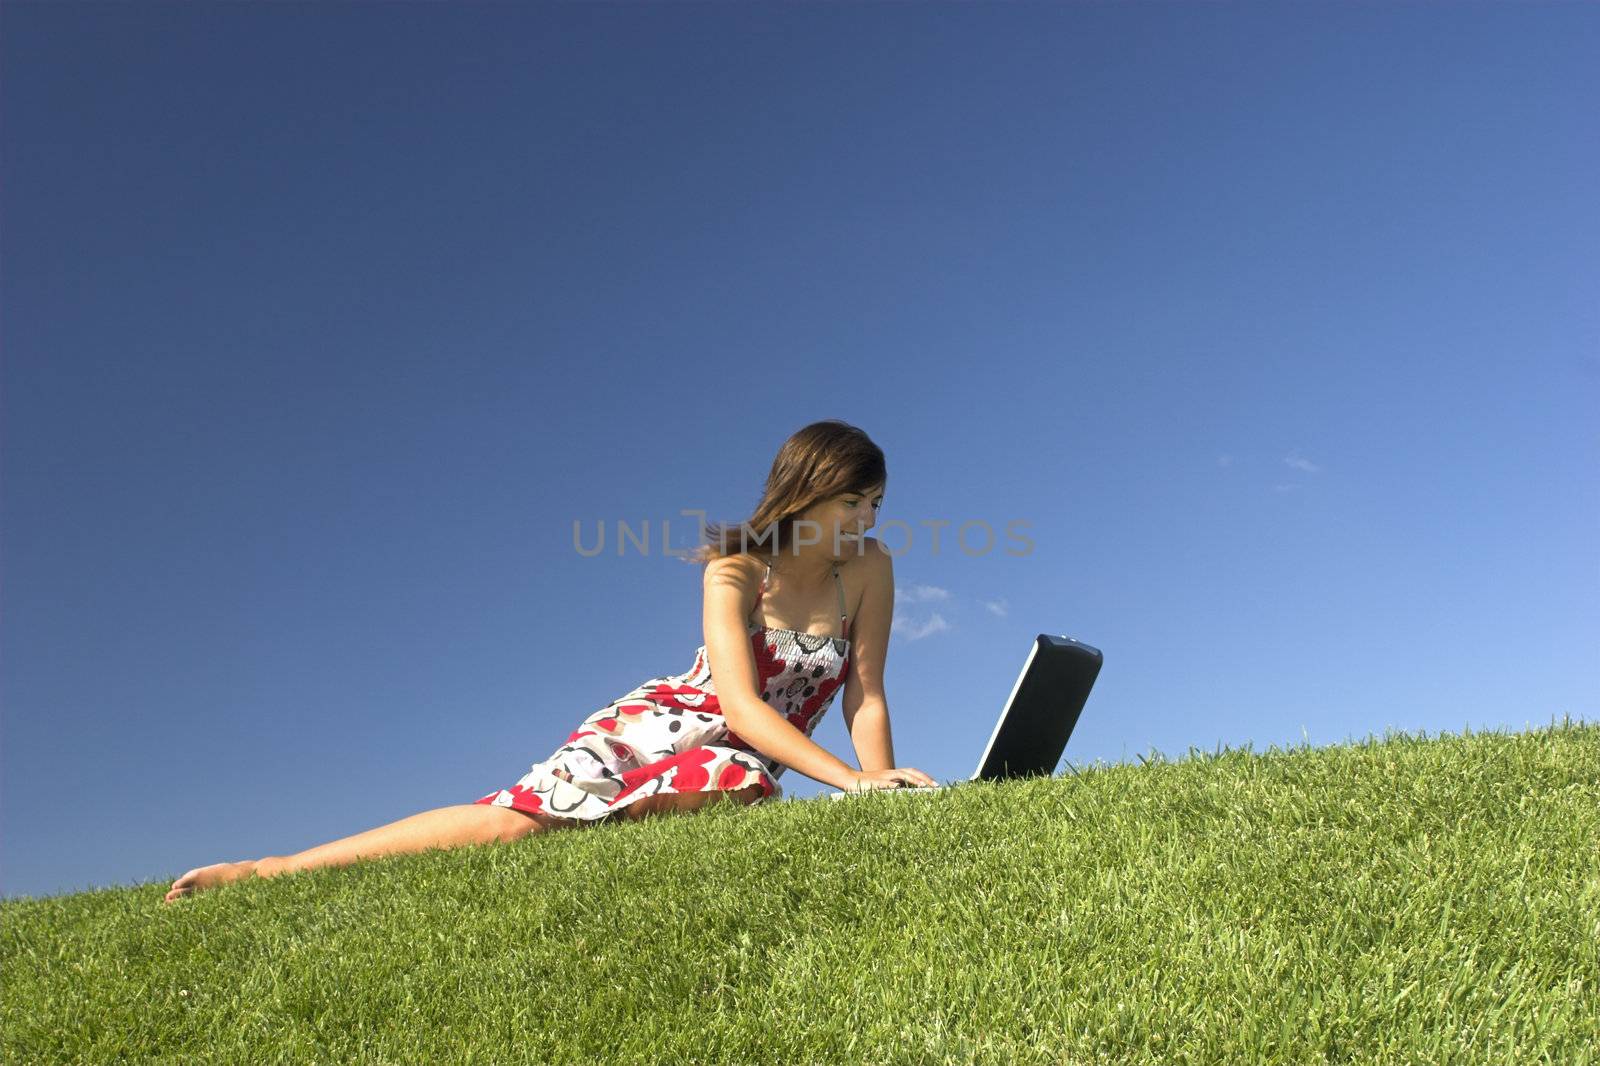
[162,860,259,903]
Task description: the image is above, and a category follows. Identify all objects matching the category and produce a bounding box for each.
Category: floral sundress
[474,559,851,820]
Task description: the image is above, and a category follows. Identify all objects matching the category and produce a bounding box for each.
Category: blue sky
[3,3,1595,902]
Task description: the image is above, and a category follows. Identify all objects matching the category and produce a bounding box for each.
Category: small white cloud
[893,611,952,641]
[984,599,1008,617]
[1284,451,1321,473]
[896,583,951,603]
[1218,455,1234,468]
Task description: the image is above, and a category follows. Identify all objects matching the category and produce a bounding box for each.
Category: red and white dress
[474,560,851,820]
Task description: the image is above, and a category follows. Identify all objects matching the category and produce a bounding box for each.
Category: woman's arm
[722,693,861,790]
[703,556,861,790]
[840,538,895,772]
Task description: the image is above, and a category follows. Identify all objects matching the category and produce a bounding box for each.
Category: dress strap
[833,563,849,639]
[750,561,769,616]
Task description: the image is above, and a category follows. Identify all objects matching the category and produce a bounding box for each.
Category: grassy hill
[3,717,1596,1064]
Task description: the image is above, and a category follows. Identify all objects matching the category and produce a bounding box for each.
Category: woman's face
[806,482,885,557]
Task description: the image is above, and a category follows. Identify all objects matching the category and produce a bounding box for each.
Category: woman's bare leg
[162,803,579,903]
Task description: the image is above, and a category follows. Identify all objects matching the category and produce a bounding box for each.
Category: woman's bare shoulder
[840,535,890,570]
[702,551,765,585]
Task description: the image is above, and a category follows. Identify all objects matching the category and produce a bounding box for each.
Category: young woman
[163,420,934,903]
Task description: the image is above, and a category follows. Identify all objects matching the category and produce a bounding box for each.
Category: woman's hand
[849,767,938,792]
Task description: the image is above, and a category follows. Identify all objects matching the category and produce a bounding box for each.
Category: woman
[164,420,935,903]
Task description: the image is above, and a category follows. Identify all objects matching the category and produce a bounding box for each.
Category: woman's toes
[162,860,257,903]
[163,869,199,903]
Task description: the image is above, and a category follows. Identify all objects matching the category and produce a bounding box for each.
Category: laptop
[829,633,1104,799]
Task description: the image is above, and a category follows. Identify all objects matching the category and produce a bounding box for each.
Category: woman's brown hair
[688,420,887,566]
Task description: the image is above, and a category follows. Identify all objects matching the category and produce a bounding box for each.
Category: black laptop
[830,633,1103,797]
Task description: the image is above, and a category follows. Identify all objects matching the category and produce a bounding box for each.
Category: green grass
[4,717,1597,1065]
